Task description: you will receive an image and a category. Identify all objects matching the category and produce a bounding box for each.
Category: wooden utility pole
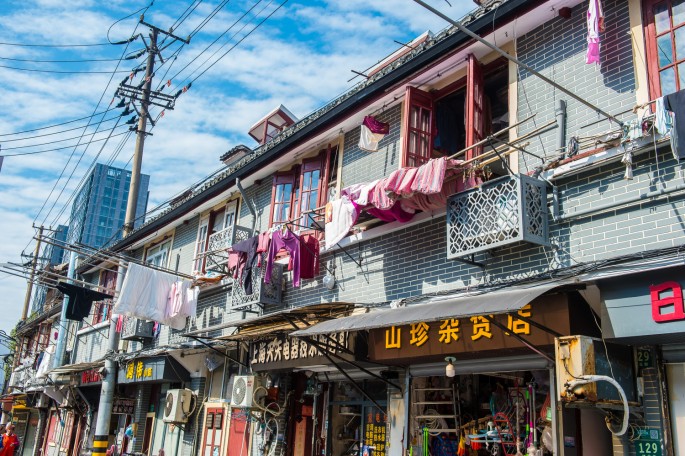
[21,225,44,321]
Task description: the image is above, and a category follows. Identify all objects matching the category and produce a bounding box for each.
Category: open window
[643,0,685,98]
[269,146,337,229]
[401,55,509,177]
[92,269,117,324]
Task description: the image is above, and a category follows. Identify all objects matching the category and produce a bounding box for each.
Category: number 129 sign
[634,429,661,456]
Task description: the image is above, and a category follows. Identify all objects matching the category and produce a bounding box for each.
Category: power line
[0,108,119,137]
[1,125,130,150]
[2,131,131,156]
[0,64,131,74]
[0,56,124,63]
[166,0,264,85]
[0,115,122,142]
[188,0,288,85]
[0,41,114,48]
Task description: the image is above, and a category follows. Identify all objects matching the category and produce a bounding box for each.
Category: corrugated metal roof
[291,282,562,336]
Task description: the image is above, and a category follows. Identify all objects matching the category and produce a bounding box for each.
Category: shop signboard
[78,369,102,386]
[251,332,353,372]
[633,429,662,456]
[368,297,571,362]
[117,356,189,384]
[601,268,685,342]
[112,398,135,415]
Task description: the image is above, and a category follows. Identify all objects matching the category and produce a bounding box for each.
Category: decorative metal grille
[230,253,283,309]
[120,317,155,341]
[206,226,234,265]
[447,174,549,258]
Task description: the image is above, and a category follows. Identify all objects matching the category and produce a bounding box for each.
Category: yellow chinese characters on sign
[470,316,493,341]
[409,322,429,347]
[385,326,401,349]
[136,361,144,379]
[126,363,134,380]
[507,304,532,335]
[438,319,460,344]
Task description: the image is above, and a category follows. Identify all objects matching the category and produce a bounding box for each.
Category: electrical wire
[188,0,288,85]
[0,64,131,74]
[1,125,130,150]
[0,115,122,142]
[0,41,114,48]
[2,131,131,157]
[0,56,126,63]
[0,108,119,137]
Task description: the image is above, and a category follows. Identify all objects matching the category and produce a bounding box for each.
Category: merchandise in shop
[57,281,113,321]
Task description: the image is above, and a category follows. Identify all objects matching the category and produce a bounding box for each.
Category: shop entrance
[409,370,553,456]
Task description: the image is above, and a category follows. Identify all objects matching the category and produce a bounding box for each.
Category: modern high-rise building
[67,164,150,248]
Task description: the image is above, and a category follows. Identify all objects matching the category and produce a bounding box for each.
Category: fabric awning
[291,282,564,336]
[49,360,104,375]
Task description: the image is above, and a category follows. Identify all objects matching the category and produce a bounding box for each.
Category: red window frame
[644,0,685,98]
[269,172,297,226]
[401,54,485,168]
[202,408,225,456]
[402,86,434,168]
[269,147,332,228]
[92,269,116,324]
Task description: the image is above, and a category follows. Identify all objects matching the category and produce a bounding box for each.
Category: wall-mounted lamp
[445,357,456,378]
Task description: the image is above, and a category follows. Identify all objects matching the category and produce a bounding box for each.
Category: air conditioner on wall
[163,389,195,423]
[555,336,636,406]
[230,375,265,408]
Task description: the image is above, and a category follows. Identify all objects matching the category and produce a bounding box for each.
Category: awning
[184,302,358,340]
[49,360,104,376]
[292,282,564,336]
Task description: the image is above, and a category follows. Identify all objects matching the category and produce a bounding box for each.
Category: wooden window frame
[92,269,117,325]
[643,0,685,98]
[193,216,211,273]
[269,148,332,229]
[202,408,225,456]
[145,238,173,268]
[401,53,486,168]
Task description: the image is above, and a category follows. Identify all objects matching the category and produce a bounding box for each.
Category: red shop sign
[650,281,685,323]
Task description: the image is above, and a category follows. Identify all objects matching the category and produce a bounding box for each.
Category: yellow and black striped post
[92,435,109,456]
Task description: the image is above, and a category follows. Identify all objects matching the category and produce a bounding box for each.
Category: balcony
[446,174,549,259]
[231,253,284,310]
[121,317,155,341]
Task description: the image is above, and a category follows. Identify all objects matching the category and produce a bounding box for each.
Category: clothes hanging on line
[229,235,260,294]
[113,262,192,328]
[166,280,199,330]
[366,201,415,223]
[57,282,113,321]
[265,228,302,287]
[324,196,360,250]
[358,115,390,152]
[299,234,320,279]
[256,231,271,267]
[664,89,685,161]
[586,0,604,64]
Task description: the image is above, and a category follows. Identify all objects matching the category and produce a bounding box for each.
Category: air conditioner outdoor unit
[555,336,636,406]
[163,389,195,423]
[230,375,265,408]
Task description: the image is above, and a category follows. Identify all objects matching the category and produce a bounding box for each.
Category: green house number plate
[634,429,661,456]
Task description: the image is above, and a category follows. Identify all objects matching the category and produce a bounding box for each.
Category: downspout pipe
[235,178,257,235]
[556,99,567,154]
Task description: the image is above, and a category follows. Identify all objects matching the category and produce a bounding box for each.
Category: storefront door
[667,364,685,454]
[202,408,225,456]
[227,411,249,456]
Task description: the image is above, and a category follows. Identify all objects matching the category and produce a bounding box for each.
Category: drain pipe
[549,101,566,221]
[235,178,257,235]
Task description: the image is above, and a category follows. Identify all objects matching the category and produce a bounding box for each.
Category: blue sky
[0,0,475,335]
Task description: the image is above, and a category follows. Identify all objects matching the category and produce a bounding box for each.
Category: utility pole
[21,225,44,321]
[92,17,189,456]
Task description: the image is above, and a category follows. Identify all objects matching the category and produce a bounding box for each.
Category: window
[644,0,685,97]
[269,147,334,228]
[202,408,225,456]
[146,239,172,268]
[401,54,500,172]
[93,269,117,324]
[193,216,210,273]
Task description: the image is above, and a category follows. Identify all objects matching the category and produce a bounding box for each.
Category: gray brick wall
[73,326,110,363]
[173,216,201,276]
[516,0,636,173]
[239,179,272,234]
[341,105,402,188]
